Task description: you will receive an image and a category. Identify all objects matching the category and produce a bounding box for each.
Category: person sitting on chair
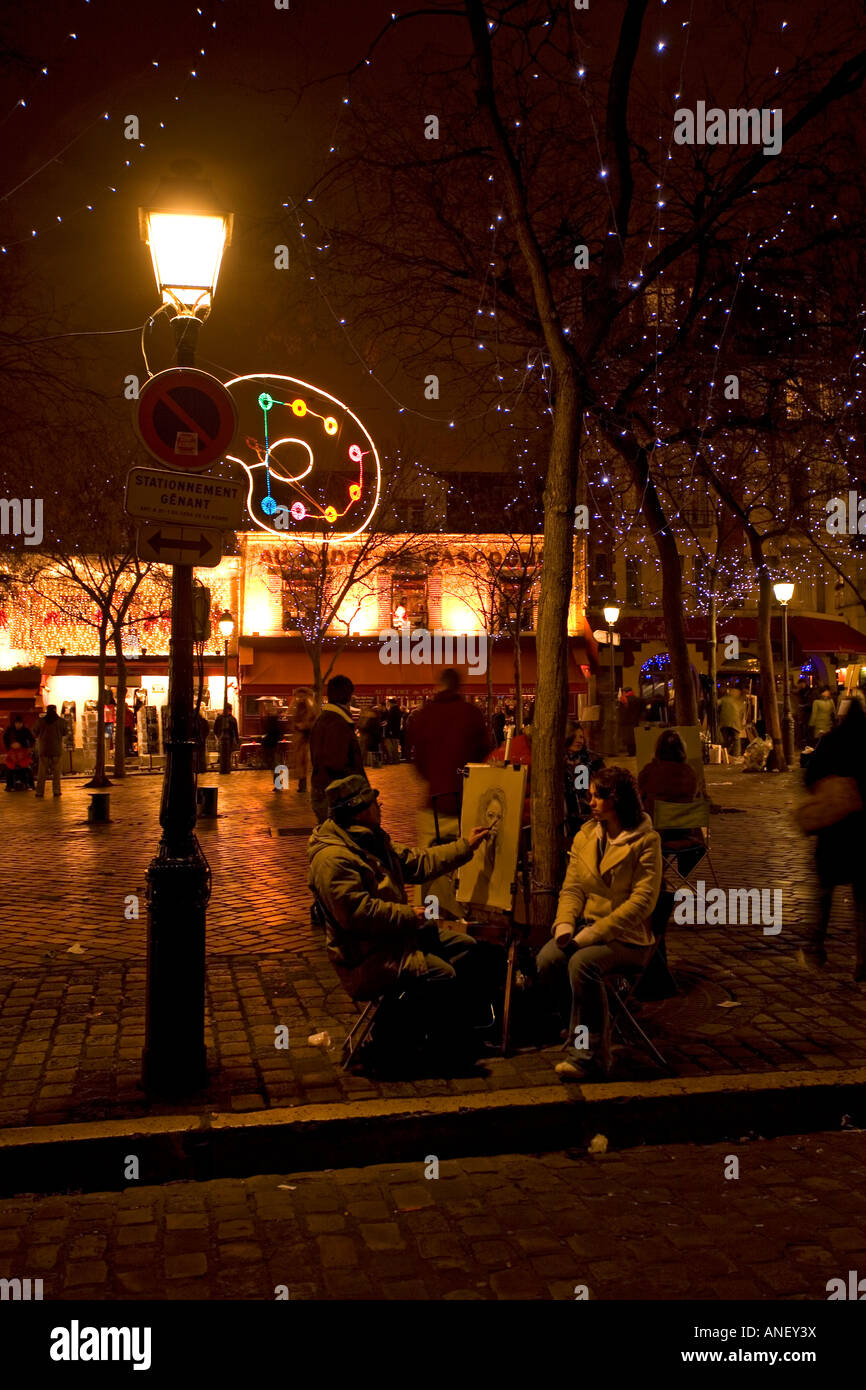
[307,775,493,1064]
[638,729,704,877]
[536,767,661,1080]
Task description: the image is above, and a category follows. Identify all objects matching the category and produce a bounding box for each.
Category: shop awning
[789,617,866,654]
[240,634,589,694]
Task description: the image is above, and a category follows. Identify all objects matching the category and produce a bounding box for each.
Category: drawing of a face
[485,797,504,841]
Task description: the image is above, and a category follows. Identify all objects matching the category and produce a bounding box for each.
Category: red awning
[789,617,866,655]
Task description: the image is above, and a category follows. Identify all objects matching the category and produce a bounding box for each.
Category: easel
[455,763,531,1056]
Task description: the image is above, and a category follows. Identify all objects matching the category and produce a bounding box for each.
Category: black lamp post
[773,578,795,768]
[218,609,235,774]
[138,168,232,1094]
[602,603,620,757]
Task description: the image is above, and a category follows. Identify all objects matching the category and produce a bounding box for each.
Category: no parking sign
[134,367,238,470]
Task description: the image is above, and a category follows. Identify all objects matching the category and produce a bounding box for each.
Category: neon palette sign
[225,373,382,540]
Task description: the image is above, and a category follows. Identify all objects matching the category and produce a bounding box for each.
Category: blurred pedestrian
[407,668,494,918]
[808,687,836,744]
[287,689,316,792]
[798,700,866,980]
[34,705,68,798]
[719,686,745,757]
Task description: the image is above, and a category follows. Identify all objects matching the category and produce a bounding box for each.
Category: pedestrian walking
[719,685,745,757]
[34,705,68,798]
[406,668,494,919]
[309,675,367,823]
[492,701,506,748]
[3,713,35,792]
[808,687,836,744]
[797,699,866,980]
[287,689,316,792]
[384,698,402,764]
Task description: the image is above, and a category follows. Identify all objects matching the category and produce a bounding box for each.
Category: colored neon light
[225,373,382,542]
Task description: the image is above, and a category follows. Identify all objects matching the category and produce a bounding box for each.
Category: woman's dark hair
[327,674,354,705]
[590,766,644,830]
[44,705,59,724]
[654,729,686,763]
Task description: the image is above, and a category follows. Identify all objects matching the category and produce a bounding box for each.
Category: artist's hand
[466,826,491,853]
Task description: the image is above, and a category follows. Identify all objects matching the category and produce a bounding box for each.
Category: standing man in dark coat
[310,674,367,823]
[407,669,494,918]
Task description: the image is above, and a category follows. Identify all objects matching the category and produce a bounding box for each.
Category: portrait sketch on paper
[457,763,526,912]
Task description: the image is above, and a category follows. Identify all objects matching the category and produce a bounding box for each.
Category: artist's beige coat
[553,814,662,948]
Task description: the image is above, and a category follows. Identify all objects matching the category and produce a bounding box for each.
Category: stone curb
[1,1066,865,1197]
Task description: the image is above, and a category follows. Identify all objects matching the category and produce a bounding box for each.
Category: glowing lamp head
[139,163,232,313]
[291,398,307,417]
[217,609,235,639]
[773,580,794,604]
[324,506,337,524]
[348,483,361,501]
[290,501,307,521]
[602,604,621,626]
[324,416,338,435]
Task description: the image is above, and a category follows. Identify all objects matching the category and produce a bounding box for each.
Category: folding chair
[652,798,718,888]
[606,888,676,1072]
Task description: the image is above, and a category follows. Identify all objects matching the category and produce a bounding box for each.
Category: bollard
[197,785,219,818]
[87,791,111,823]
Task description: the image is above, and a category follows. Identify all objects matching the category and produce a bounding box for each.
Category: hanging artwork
[456,763,527,912]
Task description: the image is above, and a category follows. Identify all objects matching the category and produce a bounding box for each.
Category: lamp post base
[142,840,211,1095]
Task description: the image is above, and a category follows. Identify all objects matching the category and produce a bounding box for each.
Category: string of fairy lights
[0,0,222,253]
[1,0,863,660]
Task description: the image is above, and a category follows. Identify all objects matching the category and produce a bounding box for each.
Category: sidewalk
[1,764,865,1165]
[1,1130,864,1300]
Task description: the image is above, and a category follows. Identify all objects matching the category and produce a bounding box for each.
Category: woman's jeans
[536,936,653,1040]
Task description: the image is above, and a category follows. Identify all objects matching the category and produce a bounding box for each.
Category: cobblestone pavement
[2,764,866,1128]
[0,1131,864,1300]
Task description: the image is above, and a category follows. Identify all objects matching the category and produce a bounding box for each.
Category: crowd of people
[3,706,69,796]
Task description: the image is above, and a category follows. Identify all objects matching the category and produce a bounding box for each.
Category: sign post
[131,362,238,1097]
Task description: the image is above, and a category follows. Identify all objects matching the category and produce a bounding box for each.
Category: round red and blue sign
[134,367,238,471]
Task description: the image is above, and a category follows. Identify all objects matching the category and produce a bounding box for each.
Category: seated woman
[638,729,704,875]
[536,766,661,1079]
[564,723,604,834]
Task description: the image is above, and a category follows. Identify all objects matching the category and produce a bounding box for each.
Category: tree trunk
[309,645,323,707]
[513,630,524,733]
[707,579,719,743]
[638,460,698,729]
[485,634,493,721]
[85,621,112,787]
[113,631,127,779]
[530,376,582,928]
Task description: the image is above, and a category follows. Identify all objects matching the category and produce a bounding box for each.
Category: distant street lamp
[218,609,235,775]
[138,166,232,1095]
[773,579,795,767]
[602,603,621,757]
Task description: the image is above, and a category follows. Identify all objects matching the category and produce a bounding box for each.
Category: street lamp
[139,160,233,366]
[218,609,235,775]
[139,167,231,1095]
[773,578,795,767]
[602,603,621,757]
